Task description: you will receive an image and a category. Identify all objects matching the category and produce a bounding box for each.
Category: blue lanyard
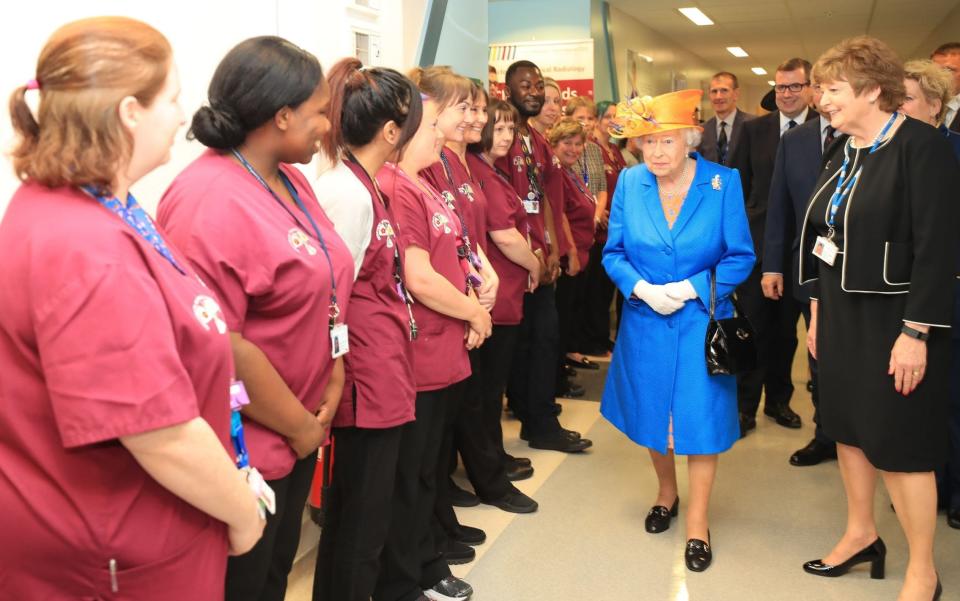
[83,186,186,275]
[568,167,588,195]
[826,112,898,234]
[577,156,589,188]
[231,149,341,321]
[230,381,251,468]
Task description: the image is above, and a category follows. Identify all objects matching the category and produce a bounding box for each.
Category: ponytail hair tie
[26,79,40,91]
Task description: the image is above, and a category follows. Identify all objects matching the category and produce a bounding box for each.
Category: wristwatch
[901,324,930,341]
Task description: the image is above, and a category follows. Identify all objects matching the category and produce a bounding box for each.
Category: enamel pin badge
[711,174,722,191]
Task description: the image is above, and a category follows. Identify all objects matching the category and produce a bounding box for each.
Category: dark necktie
[823,126,835,152]
[788,119,797,130]
[717,121,728,164]
[950,110,960,132]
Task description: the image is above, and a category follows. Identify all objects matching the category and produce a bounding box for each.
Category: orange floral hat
[608,89,703,139]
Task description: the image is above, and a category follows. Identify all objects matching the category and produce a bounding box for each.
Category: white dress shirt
[779,107,809,136]
[945,94,960,129]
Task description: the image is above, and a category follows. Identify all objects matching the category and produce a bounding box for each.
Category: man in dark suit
[698,71,755,165]
[932,42,960,131]
[760,82,843,465]
[730,58,818,437]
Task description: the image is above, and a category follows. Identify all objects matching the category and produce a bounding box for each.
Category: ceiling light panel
[678,7,714,26]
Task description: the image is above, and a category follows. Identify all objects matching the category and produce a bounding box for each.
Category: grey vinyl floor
[287,350,960,601]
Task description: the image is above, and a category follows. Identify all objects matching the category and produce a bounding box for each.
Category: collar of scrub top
[230,149,341,324]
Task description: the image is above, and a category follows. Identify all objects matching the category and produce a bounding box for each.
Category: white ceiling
[606,0,960,84]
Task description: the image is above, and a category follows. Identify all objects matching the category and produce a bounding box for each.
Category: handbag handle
[709,268,747,320]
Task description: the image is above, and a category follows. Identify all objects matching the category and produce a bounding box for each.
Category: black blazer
[799,118,960,328]
[762,116,846,301]
[730,109,819,259]
[697,109,754,165]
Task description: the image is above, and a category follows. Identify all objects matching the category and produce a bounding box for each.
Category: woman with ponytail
[0,17,264,600]
[373,71,490,601]
[157,37,353,601]
[310,58,423,601]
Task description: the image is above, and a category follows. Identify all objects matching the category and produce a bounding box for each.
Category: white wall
[0,0,426,218]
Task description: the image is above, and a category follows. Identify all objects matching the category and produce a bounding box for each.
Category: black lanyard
[517,130,545,201]
[231,149,341,324]
[344,151,418,341]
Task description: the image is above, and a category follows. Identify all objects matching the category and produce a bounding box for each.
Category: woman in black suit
[799,37,959,601]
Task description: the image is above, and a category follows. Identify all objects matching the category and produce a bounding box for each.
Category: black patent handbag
[705,269,758,376]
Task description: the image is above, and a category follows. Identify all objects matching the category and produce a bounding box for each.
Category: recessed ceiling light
[767,80,776,86]
[726,46,749,58]
[751,67,768,75]
[678,7,714,26]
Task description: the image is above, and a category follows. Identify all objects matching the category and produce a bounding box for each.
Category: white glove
[664,279,697,302]
[632,280,685,315]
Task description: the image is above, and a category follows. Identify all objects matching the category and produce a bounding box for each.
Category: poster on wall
[488,39,594,101]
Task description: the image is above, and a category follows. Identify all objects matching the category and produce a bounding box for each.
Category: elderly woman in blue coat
[601,90,755,573]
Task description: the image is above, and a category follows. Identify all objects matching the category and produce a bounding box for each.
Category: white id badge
[812,236,839,266]
[522,199,540,214]
[244,466,276,517]
[330,323,349,358]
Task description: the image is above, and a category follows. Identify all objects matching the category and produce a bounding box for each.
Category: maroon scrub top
[597,140,627,245]
[0,183,233,600]
[467,152,531,326]
[561,167,597,268]
[495,126,570,256]
[158,150,353,480]
[421,147,489,255]
[377,163,471,392]
[333,159,416,429]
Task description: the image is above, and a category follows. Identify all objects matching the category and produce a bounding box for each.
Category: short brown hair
[813,36,905,112]
[470,99,518,154]
[777,58,812,80]
[932,42,960,58]
[546,117,585,147]
[408,65,473,108]
[711,71,739,89]
[564,96,596,117]
[904,59,954,123]
[8,17,172,190]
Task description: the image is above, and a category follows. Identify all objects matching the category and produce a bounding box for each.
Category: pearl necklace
[657,158,691,223]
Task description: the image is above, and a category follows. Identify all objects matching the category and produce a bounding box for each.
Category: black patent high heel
[802,537,886,579]
[644,497,679,533]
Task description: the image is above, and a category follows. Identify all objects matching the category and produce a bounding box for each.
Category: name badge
[244,466,277,518]
[812,235,839,266]
[523,199,540,214]
[330,323,350,358]
[229,380,251,411]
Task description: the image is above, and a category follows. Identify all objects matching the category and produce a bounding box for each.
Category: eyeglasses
[774,82,810,94]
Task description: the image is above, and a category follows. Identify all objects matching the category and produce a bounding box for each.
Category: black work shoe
[557,381,585,398]
[563,364,578,378]
[451,524,486,546]
[506,454,532,467]
[789,439,837,466]
[644,497,679,533]
[947,508,960,530]
[528,431,592,453]
[519,426,580,442]
[441,540,476,565]
[764,405,801,428]
[449,481,480,507]
[483,488,538,514]
[739,413,756,438]
[424,575,473,600]
[505,461,534,481]
[685,532,713,572]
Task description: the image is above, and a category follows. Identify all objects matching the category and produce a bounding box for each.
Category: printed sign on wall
[489,39,594,101]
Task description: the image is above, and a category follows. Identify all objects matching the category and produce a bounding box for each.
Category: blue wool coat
[601,153,755,455]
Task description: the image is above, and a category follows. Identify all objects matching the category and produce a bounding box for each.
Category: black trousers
[314,425,403,601]
[225,454,316,601]
[374,388,452,601]
[453,327,519,500]
[580,241,616,353]
[507,284,562,437]
[800,305,834,446]
[433,381,467,542]
[736,264,802,416]
[556,268,589,355]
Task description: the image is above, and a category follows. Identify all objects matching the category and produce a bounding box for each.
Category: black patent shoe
[685,531,712,572]
[802,537,886,579]
[947,507,960,529]
[505,461,534,481]
[644,497,679,533]
[789,439,838,467]
[506,455,532,468]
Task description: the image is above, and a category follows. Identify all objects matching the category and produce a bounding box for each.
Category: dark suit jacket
[761,116,847,302]
[697,109,755,165]
[730,109,819,260]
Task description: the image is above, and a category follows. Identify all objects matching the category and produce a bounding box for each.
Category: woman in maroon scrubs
[549,118,598,391]
[0,17,263,600]
[157,37,353,601]
[310,58,422,601]
[374,89,491,601]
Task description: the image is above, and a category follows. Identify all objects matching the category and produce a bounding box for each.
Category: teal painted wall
[488,0,590,43]
[429,0,490,82]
